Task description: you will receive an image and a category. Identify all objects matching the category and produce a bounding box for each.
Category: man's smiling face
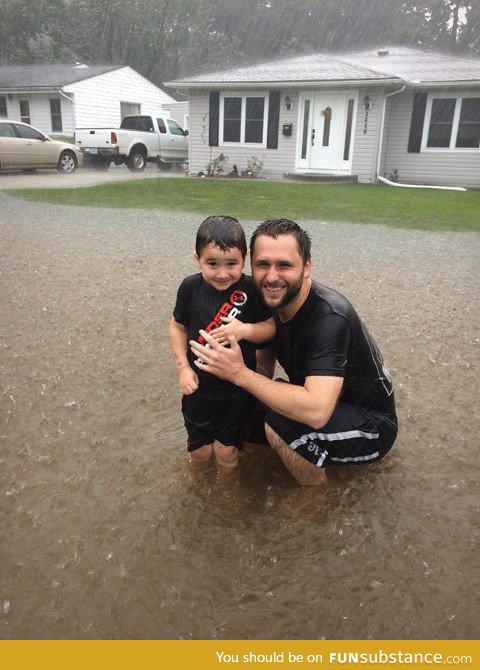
[251,233,311,313]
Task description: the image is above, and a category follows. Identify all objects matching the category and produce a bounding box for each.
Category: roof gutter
[0,87,64,93]
[164,78,401,90]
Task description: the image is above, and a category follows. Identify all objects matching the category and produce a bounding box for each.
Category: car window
[157,118,167,134]
[120,115,153,132]
[13,124,45,140]
[167,119,185,136]
[0,123,17,138]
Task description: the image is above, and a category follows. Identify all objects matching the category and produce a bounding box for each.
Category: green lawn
[7,178,480,232]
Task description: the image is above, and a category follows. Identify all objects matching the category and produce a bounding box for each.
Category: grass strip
[7,178,479,232]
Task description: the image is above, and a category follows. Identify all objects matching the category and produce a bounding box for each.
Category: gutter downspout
[376,85,405,180]
[376,84,467,192]
[59,90,76,135]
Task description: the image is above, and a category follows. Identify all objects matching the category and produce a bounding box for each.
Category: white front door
[308,93,347,171]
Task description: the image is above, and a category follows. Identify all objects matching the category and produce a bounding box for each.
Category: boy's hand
[179,367,199,395]
[209,317,249,344]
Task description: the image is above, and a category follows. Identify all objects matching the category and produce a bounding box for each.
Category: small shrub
[245,155,265,177]
[205,153,228,176]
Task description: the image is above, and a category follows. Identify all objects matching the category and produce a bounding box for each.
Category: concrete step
[283,173,358,183]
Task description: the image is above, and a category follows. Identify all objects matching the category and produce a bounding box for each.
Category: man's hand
[179,366,199,395]
[190,329,247,382]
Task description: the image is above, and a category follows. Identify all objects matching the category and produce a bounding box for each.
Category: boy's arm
[210,316,275,344]
[168,317,199,395]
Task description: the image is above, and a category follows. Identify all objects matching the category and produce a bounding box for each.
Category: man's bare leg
[265,424,327,486]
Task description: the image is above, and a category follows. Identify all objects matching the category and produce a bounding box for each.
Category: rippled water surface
[1,195,479,639]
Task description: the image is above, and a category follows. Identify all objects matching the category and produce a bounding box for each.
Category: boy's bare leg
[189,443,213,463]
[265,425,327,486]
[213,440,239,471]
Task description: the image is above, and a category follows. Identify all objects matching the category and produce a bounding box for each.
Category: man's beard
[257,275,303,310]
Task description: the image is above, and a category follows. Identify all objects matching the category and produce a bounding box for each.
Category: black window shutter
[407,92,427,153]
[267,91,280,149]
[209,91,219,147]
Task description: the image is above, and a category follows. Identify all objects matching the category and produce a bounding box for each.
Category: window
[220,94,268,145]
[456,98,480,148]
[301,100,310,159]
[167,119,185,136]
[120,101,140,119]
[120,115,153,131]
[0,96,7,117]
[424,95,480,150]
[157,118,166,134]
[19,100,30,125]
[0,122,16,137]
[427,98,455,147]
[49,98,62,132]
[13,123,45,140]
[343,99,355,161]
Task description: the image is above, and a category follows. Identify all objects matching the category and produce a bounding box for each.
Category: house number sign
[363,109,369,134]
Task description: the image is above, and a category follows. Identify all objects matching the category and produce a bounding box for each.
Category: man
[190,219,397,486]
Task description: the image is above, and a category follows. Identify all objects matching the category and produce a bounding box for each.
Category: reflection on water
[1,198,478,639]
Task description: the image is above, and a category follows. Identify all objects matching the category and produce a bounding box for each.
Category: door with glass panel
[308,94,346,171]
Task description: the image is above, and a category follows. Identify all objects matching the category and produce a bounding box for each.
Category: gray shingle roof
[340,47,480,83]
[167,47,480,87]
[0,64,122,89]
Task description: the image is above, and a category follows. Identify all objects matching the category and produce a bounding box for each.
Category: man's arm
[190,330,342,429]
[256,345,276,378]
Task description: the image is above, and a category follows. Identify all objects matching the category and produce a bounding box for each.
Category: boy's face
[195,243,245,291]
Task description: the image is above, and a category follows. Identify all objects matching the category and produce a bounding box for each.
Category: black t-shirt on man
[272,281,396,417]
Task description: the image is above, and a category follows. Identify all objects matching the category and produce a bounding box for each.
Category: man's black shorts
[264,400,397,468]
[182,392,256,452]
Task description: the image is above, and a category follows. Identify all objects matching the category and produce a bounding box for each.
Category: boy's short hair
[250,219,311,265]
[196,215,247,258]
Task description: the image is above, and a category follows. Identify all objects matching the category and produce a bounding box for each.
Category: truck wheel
[157,160,172,171]
[127,146,147,172]
[90,156,110,170]
[57,150,77,173]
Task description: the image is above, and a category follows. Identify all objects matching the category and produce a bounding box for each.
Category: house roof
[0,64,122,90]
[166,47,480,88]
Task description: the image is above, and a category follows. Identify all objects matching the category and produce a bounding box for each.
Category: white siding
[188,87,387,182]
[350,89,384,183]
[66,66,175,128]
[381,90,480,188]
[2,93,75,135]
[161,101,189,129]
[187,88,297,177]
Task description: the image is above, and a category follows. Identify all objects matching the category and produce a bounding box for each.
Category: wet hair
[250,219,311,264]
[195,215,247,258]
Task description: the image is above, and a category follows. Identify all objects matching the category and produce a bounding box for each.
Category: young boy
[169,215,275,470]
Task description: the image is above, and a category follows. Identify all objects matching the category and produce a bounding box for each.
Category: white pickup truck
[74,115,189,171]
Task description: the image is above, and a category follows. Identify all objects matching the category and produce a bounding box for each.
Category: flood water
[1,194,479,639]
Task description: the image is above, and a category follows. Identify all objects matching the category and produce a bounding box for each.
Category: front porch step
[283,173,358,183]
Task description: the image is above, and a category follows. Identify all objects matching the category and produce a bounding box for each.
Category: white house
[166,47,480,188]
[0,63,180,137]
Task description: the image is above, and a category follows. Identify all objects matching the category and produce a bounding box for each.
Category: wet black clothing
[173,272,271,400]
[264,281,397,467]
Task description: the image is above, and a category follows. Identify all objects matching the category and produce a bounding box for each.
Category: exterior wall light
[363,94,371,110]
[285,96,292,111]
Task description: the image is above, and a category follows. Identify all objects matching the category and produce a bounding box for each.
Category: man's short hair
[250,219,311,264]
[196,215,247,258]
